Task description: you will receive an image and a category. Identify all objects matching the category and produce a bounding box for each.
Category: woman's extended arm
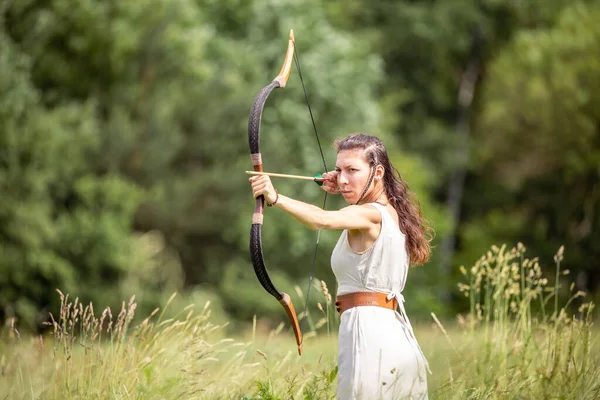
[249,175,380,231]
[276,195,379,231]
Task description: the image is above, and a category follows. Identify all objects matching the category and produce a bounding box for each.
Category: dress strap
[388,291,432,374]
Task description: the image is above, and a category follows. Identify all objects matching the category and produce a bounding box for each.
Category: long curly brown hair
[335,133,433,266]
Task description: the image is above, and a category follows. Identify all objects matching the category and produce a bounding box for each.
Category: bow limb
[248,29,302,355]
[274,29,295,88]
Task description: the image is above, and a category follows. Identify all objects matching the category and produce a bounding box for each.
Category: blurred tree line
[1,0,598,331]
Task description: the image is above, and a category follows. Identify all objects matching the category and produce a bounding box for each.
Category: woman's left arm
[250,174,379,231]
[274,195,378,231]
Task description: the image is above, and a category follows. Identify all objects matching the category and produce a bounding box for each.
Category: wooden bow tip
[279,293,303,356]
[274,29,296,88]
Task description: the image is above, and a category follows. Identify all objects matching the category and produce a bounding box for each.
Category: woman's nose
[338,173,348,185]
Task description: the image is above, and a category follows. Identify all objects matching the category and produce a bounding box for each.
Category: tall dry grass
[2,291,267,398]
[0,244,597,399]
[428,244,599,399]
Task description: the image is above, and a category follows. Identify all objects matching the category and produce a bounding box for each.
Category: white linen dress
[331,202,430,400]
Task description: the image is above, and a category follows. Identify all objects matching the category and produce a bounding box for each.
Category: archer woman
[249,133,432,399]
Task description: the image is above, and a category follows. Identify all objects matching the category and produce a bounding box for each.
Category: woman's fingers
[322,184,340,194]
[321,171,340,194]
[250,180,267,197]
[249,175,277,203]
[321,180,339,194]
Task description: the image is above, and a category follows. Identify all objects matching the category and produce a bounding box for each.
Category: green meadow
[2,245,598,399]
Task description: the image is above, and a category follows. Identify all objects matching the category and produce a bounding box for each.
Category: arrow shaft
[246,171,325,181]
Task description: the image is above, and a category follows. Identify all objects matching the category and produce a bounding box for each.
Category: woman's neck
[358,183,387,205]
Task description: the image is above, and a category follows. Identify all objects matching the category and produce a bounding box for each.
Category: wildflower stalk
[454,243,596,399]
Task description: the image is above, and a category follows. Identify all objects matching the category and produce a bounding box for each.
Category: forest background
[1,0,599,334]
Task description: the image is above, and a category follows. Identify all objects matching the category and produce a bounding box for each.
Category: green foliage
[1,0,599,333]
[461,1,600,280]
[0,28,146,328]
[301,365,338,399]
[247,361,338,400]
[325,0,590,171]
[477,3,600,181]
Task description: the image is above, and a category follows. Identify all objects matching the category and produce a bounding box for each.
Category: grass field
[1,244,599,399]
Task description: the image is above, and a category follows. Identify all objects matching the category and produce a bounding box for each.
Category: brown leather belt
[335,292,398,314]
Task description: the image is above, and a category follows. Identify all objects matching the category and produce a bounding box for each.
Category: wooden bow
[247,30,303,355]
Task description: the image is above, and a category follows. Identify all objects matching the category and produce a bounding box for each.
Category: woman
[249,133,432,399]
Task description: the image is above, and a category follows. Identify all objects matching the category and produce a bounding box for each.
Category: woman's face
[335,149,372,204]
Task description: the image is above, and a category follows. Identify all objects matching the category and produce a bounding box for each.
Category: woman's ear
[375,164,385,181]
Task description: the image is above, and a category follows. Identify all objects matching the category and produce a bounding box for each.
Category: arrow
[246,170,327,185]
